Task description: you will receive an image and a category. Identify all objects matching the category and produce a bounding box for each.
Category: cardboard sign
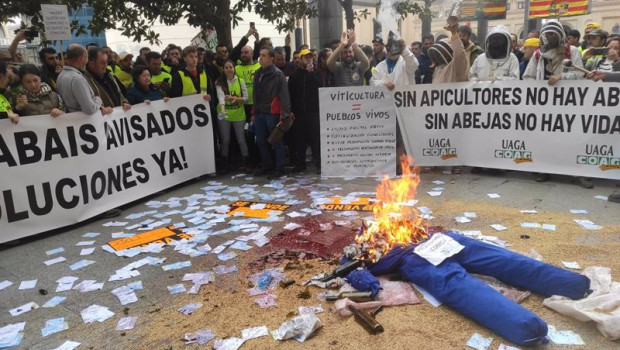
[227,201,290,218]
[40,4,72,40]
[319,86,397,178]
[414,234,464,266]
[108,226,192,251]
[317,197,375,211]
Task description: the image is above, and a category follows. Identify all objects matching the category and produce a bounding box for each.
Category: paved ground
[0,167,618,349]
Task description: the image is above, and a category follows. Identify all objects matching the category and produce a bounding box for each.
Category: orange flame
[355,155,428,262]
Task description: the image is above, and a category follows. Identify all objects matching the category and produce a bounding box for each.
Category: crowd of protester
[1,21,619,203]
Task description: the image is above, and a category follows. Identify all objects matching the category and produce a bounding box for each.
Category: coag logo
[495,139,533,164]
[576,144,620,171]
[422,138,458,160]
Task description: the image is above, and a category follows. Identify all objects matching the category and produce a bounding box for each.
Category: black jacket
[253,64,291,117]
[288,68,320,114]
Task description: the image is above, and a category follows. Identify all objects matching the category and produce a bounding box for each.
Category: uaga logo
[495,139,533,164]
[576,144,620,171]
[423,138,458,160]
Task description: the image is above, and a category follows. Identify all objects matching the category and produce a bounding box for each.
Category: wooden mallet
[562,59,591,75]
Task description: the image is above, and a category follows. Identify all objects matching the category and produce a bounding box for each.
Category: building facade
[353,0,620,46]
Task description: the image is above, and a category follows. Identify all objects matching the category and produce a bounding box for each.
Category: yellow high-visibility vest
[178,70,208,96]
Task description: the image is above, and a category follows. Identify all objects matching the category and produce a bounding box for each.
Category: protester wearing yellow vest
[170,46,212,101]
[0,61,19,124]
[116,51,134,89]
[234,45,262,171]
[162,45,182,74]
[146,52,172,96]
[235,46,260,109]
[215,60,249,174]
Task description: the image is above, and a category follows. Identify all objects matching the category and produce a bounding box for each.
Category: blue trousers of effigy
[360,231,591,346]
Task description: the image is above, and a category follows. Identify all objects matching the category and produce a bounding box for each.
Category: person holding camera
[12,64,65,118]
[0,29,28,63]
[581,29,608,68]
[145,52,171,96]
[585,37,620,72]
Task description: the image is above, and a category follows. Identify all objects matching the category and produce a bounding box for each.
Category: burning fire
[355,156,428,262]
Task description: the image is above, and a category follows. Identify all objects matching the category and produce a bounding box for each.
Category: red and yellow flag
[529,0,590,19]
[460,0,507,21]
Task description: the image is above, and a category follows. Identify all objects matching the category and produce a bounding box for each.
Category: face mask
[542,33,560,52]
[487,34,507,59]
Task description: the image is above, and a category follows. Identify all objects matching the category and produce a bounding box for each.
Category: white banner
[395,80,619,179]
[319,86,397,177]
[0,95,215,243]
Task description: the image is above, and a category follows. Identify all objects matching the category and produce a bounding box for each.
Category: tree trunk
[421,0,432,39]
[208,0,232,48]
[341,0,355,30]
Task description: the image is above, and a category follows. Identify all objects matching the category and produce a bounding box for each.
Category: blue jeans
[254,113,284,170]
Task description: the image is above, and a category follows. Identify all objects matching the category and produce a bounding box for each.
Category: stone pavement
[0,168,618,349]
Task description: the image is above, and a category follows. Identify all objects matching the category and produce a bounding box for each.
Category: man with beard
[458,26,484,78]
[162,45,182,74]
[38,47,61,91]
[371,37,387,66]
[231,27,258,63]
[522,20,590,187]
[235,45,261,171]
[207,44,230,81]
[415,34,434,84]
[326,29,369,87]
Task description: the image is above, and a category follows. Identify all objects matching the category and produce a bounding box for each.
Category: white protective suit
[370,46,418,88]
[522,20,584,81]
[469,25,520,81]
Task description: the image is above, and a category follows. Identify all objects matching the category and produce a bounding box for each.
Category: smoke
[376,0,400,39]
